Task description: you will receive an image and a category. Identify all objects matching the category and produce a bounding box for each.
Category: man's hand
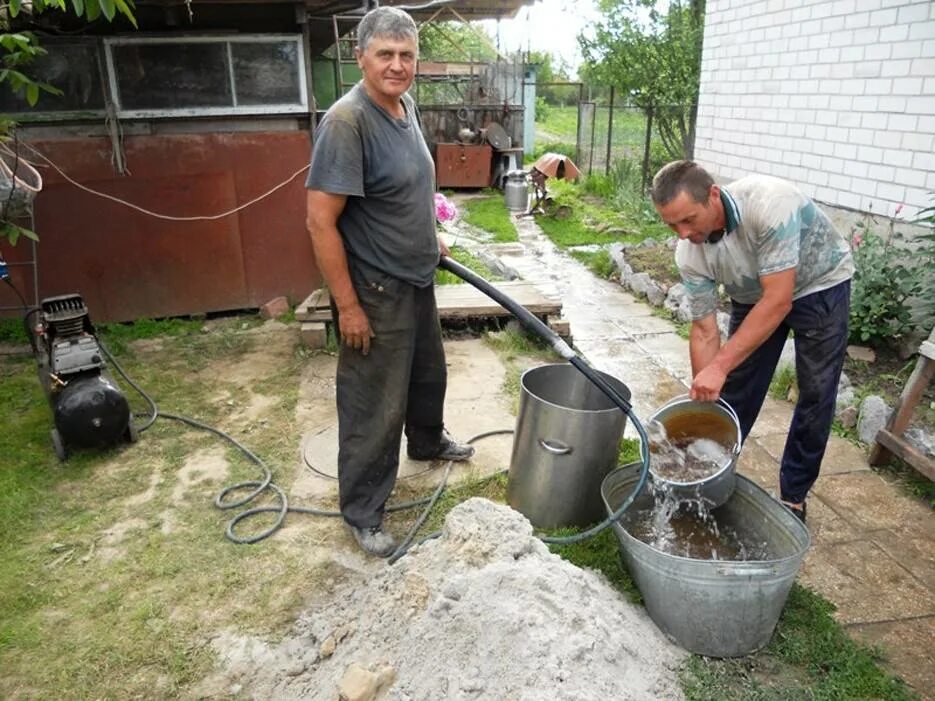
[690,362,728,402]
[338,303,375,355]
[438,236,451,258]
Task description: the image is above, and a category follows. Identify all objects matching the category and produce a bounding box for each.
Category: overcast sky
[478,0,602,74]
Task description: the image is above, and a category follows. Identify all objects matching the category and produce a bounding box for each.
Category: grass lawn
[0,305,919,699]
[460,190,518,243]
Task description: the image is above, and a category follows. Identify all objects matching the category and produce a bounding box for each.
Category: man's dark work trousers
[333,264,447,529]
[720,280,850,504]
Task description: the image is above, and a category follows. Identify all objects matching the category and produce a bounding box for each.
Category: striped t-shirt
[676,175,854,320]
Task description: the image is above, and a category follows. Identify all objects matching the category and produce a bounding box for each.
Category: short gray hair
[650,160,715,206]
[356,6,418,52]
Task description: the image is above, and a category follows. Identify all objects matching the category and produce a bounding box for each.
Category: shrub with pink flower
[434,192,458,223]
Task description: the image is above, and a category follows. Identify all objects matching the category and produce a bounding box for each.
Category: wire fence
[534,94,696,191]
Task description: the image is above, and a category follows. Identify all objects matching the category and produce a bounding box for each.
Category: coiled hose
[98,257,651,560]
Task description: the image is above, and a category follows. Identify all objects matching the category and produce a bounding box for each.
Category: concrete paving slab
[811,471,934,533]
[610,315,680,337]
[756,433,872,476]
[847,616,935,698]
[736,441,780,492]
[804,495,865,545]
[631,332,693,382]
[800,540,935,625]
[747,397,795,438]
[870,529,935,591]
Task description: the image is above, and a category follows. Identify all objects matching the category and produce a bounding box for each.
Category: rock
[836,405,859,428]
[847,345,876,363]
[640,237,659,248]
[838,371,851,391]
[786,384,799,403]
[857,395,889,444]
[478,250,519,280]
[617,262,635,289]
[300,322,328,349]
[260,296,290,320]
[337,663,380,701]
[628,272,666,306]
[835,386,856,411]
[664,283,693,323]
[665,236,678,250]
[608,242,626,271]
[904,427,935,458]
[320,635,337,659]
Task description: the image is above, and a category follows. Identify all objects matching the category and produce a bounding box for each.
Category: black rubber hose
[438,256,576,361]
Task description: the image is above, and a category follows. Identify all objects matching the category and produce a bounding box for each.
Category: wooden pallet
[296,281,567,345]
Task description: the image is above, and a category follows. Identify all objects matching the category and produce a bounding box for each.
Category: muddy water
[623,491,772,561]
[647,419,731,482]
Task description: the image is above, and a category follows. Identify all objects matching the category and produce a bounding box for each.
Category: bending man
[651,161,854,522]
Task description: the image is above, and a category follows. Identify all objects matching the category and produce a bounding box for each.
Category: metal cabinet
[435,143,492,188]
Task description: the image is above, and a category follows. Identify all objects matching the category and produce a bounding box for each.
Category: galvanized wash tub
[508,364,630,529]
[602,463,810,658]
[648,395,741,509]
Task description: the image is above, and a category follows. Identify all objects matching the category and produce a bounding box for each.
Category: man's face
[356,34,417,104]
[654,185,723,245]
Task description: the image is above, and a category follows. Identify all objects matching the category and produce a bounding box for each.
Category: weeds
[435,245,502,285]
[570,248,616,278]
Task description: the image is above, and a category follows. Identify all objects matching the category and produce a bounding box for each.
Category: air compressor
[29,293,138,460]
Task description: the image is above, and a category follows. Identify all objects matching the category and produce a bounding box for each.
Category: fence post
[641,104,654,193]
[605,86,615,176]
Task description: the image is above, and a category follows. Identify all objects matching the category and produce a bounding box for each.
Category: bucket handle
[538,438,572,455]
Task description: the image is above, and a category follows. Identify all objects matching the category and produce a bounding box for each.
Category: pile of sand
[196,498,685,700]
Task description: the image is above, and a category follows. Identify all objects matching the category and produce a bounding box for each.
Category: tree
[580,0,704,160]
[526,50,576,106]
[418,21,497,62]
[0,0,136,245]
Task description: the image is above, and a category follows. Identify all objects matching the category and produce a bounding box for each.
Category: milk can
[503,170,529,212]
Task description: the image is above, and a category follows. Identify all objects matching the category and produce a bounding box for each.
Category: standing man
[651,161,854,523]
[306,6,473,557]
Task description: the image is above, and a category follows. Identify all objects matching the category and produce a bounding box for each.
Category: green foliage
[1,0,137,246]
[681,584,917,699]
[461,193,518,243]
[417,21,496,61]
[768,363,797,401]
[848,216,923,347]
[580,0,703,159]
[570,248,616,279]
[435,244,502,286]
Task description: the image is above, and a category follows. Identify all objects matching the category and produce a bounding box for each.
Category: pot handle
[538,439,573,455]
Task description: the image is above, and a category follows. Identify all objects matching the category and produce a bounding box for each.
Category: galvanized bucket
[602,463,810,657]
[647,395,741,508]
[508,364,630,529]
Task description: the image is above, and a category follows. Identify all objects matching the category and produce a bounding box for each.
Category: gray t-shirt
[306,84,438,287]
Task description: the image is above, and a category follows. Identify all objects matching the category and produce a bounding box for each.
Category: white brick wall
[694,0,935,219]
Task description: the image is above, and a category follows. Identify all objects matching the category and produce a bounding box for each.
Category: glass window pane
[112,42,232,110]
[0,42,105,114]
[232,42,301,106]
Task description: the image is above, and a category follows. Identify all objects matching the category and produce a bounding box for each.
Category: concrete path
[473,215,935,697]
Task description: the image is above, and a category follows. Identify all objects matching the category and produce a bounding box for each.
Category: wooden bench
[869,327,935,480]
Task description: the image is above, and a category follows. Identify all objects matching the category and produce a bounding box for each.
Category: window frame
[103,34,309,119]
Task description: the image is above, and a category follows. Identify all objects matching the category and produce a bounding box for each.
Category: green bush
[849,217,922,346]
